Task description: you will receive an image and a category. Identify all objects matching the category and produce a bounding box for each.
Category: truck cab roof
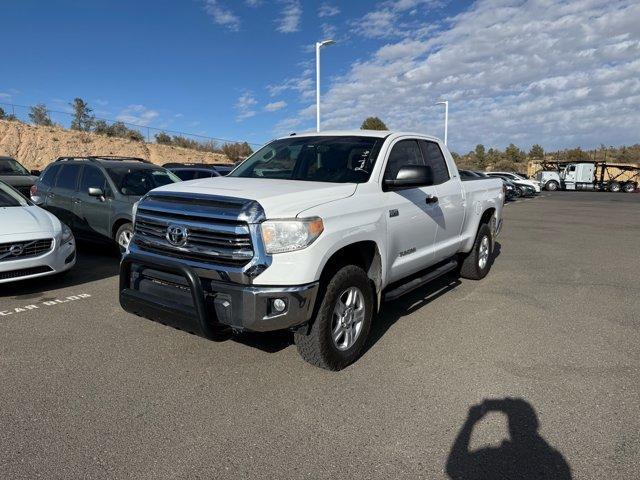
[283,130,443,143]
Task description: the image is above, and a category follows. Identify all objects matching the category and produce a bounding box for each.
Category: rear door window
[419,141,450,185]
[40,164,61,187]
[173,170,196,181]
[55,164,81,191]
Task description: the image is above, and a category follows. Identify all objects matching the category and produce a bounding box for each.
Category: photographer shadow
[446,398,572,480]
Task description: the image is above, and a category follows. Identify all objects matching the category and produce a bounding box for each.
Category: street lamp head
[318,39,336,48]
[436,100,448,106]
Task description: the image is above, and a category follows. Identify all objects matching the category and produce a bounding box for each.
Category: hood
[0,175,38,188]
[152,177,357,218]
[0,205,59,238]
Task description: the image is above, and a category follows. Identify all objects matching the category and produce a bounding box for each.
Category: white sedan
[486,171,541,193]
[0,180,76,284]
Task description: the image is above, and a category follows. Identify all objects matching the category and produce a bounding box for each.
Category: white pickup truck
[119,131,504,370]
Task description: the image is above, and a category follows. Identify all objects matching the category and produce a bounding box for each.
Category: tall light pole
[436,100,449,145]
[316,39,335,132]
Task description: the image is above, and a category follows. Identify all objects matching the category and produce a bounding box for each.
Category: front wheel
[115,222,134,254]
[459,224,493,280]
[545,180,559,191]
[294,265,374,370]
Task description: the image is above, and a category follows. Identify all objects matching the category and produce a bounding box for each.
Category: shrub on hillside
[94,120,144,141]
[155,132,172,145]
[222,142,253,161]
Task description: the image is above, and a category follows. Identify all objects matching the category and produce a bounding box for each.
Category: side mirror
[88,187,105,198]
[384,165,433,190]
[30,169,41,176]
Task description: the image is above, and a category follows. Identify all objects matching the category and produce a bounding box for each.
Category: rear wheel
[623,182,636,193]
[545,180,559,191]
[294,265,373,370]
[460,224,493,280]
[115,222,134,253]
[609,181,621,193]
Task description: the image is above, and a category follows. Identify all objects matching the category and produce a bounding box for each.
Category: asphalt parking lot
[1,191,639,479]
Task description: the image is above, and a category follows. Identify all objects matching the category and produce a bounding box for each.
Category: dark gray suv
[32,156,180,251]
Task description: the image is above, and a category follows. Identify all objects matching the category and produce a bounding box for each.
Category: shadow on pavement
[446,398,572,480]
[1,240,120,299]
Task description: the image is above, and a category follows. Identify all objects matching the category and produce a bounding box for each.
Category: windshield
[106,167,180,196]
[0,158,29,176]
[230,136,383,183]
[0,181,31,207]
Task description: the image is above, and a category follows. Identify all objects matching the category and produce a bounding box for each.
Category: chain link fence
[0,101,262,151]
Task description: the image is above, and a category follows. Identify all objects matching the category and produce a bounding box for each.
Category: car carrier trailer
[536,161,639,192]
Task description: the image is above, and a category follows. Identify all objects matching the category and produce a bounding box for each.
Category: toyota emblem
[9,244,24,256]
[166,225,189,247]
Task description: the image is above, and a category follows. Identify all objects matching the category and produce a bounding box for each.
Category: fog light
[272,298,287,313]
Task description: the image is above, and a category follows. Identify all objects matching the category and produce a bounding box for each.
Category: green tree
[361,117,388,130]
[28,103,54,126]
[529,144,544,159]
[504,143,525,163]
[474,144,486,168]
[0,107,5,119]
[70,97,94,131]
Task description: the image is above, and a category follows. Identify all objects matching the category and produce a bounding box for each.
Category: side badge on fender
[389,209,399,218]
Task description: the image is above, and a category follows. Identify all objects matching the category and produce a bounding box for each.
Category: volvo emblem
[9,244,24,256]
[166,225,188,247]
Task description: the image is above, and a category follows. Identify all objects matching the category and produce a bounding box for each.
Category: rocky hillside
[0,120,231,170]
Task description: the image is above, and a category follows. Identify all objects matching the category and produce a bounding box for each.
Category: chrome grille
[133,193,257,266]
[0,238,53,261]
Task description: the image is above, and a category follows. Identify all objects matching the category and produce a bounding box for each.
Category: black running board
[384,259,458,302]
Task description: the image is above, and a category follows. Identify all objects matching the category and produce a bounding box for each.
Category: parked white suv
[120,131,504,369]
[0,180,76,283]
[486,171,540,192]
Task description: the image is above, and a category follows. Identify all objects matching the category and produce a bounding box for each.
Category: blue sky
[1,0,638,152]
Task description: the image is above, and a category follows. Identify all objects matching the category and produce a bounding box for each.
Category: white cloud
[204,0,241,31]
[116,105,160,126]
[321,23,337,40]
[352,0,444,38]
[289,0,640,151]
[0,92,12,100]
[264,100,287,112]
[267,64,315,100]
[235,91,258,121]
[95,99,109,106]
[318,3,340,18]
[277,0,302,33]
[246,0,262,6]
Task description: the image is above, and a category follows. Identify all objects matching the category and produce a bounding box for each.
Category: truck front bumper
[119,253,318,336]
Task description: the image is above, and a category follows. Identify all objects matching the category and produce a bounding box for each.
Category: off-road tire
[294,265,374,371]
[459,224,493,280]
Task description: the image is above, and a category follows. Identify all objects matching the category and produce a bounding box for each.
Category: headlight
[132,200,140,224]
[61,223,74,243]
[260,217,324,254]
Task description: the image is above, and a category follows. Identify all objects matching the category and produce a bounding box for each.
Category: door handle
[47,192,55,198]
[73,198,81,204]
[425,195,438,204]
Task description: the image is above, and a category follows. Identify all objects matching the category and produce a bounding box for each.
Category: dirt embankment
[0,120,231,170]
